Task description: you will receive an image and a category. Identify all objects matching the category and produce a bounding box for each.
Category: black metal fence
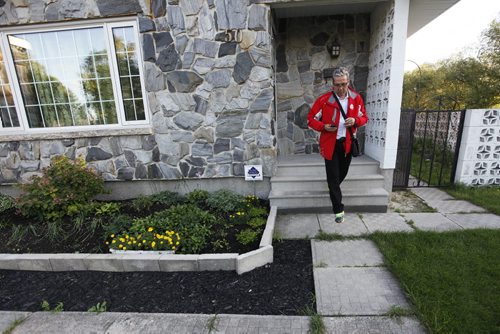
[393,109,466,188]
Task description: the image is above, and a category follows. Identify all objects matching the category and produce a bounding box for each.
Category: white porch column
[365,0,409,170]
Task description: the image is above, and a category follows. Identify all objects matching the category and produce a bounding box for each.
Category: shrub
[206,189,245,214]
[16,156,107,222]
[131,191,185,211]
[0,194,14,213]
[186,189,209,208]
[236,228,260,245]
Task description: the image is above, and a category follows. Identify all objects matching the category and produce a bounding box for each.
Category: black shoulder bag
[332,92,361,157]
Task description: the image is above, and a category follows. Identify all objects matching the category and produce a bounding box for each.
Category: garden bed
[0,240,314,315]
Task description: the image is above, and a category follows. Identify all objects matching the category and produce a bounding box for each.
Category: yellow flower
[118,244,123,248]
[176,241,180,245]
[148,227,153,232]
[151,241,156,248]
[125,235,129,239]
[112,240,116,244]
[133,240,136,244]
[110,234,115,238]
[156,234,162,239]
[138,243,142,247]
[123,247,127,250]
[143,240,146,243]
[119,238,125,242]
[128,241,132,245]
[160,241,164,244]
[105,241,109,245]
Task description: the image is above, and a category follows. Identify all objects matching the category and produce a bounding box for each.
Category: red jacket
[307,89,368,160]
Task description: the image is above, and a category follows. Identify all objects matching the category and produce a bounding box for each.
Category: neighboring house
[0,0,459,200]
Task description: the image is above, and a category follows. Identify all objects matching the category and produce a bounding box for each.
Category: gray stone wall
[0,0,277,185]
[275,15,370,156]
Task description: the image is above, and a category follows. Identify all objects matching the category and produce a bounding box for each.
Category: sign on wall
[244,165,263,181]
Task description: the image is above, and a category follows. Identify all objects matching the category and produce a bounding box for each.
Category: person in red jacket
[307,67,368,223]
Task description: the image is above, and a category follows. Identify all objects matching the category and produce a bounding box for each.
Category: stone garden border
[0,207,277,275]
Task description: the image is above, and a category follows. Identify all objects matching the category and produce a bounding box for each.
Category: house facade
[0,0,459,199]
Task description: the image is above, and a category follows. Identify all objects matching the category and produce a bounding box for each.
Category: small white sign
[244,165,263,181]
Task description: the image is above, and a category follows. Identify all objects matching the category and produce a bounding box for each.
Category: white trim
[0,17,151,136]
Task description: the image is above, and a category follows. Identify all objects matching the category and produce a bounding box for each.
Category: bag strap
[331,91,355,139]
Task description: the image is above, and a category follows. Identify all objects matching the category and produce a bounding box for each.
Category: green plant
[108,227,180,252]
[88,301,107,313]
[0,194,14,213]
[236,228,260,246]
[16,156,107,222]
[206,189,245,214]
[385,305,415,318]
[131,194,155,211]
[186,189,209,208]
[302,304,325,334]
[41,300,63,312]
[94,202,121,217]
[206,314,219,333]
[3,318,25,334]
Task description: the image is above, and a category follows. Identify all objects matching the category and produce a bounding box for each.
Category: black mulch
[0,240,314,315]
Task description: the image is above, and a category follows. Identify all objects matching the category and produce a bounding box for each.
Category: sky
[404,0,500,72]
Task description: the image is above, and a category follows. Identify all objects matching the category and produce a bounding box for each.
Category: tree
[402,17,500,110]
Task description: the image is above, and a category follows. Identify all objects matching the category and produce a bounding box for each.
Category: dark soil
[0,240,314,315]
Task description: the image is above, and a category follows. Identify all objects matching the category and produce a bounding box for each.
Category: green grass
[371,230,500,333]
[444,184,500,215]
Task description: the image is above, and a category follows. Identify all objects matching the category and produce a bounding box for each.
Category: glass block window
[0,20,148,133]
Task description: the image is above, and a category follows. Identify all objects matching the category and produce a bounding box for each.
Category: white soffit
[407,0,461,37]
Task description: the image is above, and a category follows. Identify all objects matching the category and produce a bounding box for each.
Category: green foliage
[131,191,185,211]
[0,194,14,213]
[206,189,245,214]
[41,300,63,312]
[236,228,260,245]
[16,156,107,222]
[186,189,209,208]
[88,301,107,313]
[445,183,500,215]
[94,202,121,217]
[403,18,500,110]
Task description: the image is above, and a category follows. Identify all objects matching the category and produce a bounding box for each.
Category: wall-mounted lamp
[327,40,341,58]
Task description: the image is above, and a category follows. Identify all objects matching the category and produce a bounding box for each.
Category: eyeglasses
[333,82,349,88]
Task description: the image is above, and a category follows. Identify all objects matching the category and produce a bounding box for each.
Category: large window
[0,20,148,133]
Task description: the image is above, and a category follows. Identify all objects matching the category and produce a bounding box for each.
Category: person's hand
[345,117,355,127]
[324,124,337,132]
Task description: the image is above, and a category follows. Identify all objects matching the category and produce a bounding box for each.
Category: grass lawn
[371,229,500,334]
[444,184,500,215]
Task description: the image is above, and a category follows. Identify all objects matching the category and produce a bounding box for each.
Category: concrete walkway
[1,188,499,333]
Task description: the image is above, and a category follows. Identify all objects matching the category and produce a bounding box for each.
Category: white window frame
[0,17,150,135]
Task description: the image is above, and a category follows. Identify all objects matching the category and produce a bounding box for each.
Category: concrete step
[276,157,380,177]
[271,174,385,192]
[269,188,389,213]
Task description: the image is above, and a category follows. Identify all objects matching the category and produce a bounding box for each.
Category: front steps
[269,154,389,213]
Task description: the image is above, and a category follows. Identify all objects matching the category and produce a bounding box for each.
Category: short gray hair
[332,67,350,80]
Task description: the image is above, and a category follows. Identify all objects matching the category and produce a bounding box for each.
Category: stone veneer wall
[0,0,277,186]
[275,14,370,156]
[455,109,500,186]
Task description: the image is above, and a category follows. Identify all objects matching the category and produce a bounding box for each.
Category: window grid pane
[0,50,20,128]
[8,27,119,128]
[113,26,145,122]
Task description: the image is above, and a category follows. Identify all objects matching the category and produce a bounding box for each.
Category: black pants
[324,140,352,214]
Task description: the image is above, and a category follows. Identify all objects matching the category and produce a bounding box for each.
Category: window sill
[0,127,154,142]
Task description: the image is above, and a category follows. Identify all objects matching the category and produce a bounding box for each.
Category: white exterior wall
[365,0,409,169]
[455,109,500,186]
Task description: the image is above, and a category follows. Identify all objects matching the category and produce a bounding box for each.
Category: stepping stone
[430,200,486,214]
[317,213,369,236]
[275,214,320,239]
[402,213,462,231]
[323,316,425,334]
[311,240,384,268]
[314,267,410,316]
[361,213,414,233]
[410,188,454,201]
[445,213,500,229]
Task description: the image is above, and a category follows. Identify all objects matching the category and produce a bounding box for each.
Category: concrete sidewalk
[1,188,499,333]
